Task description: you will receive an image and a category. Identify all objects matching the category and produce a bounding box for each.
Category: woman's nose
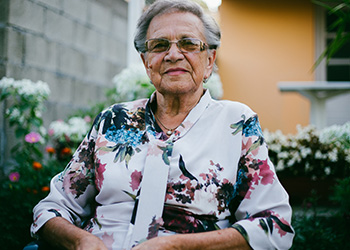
[164,43,184,61]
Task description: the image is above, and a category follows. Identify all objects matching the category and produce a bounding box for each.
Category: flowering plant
[264,123,350,180]
[0,77,50,138]
[0,77,63,206]
[0,77,69,248]
[107,63,224,102]
[48,116,91,161]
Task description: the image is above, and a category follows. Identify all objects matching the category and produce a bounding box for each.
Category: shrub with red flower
[9,172,20,182]
[32,161,43,170]
[25,132,42,144]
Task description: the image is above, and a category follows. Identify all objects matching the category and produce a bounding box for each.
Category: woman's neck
[152,89,204,134]
[155,89,204,116]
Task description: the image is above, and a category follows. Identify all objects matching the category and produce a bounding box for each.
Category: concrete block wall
[0,0,128,165]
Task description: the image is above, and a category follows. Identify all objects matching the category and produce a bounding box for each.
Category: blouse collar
[146,90,212,141]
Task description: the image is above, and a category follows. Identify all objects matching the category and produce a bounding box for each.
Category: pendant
[166,130,173,136]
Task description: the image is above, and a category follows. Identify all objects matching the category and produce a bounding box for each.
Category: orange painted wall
[218,0,315,133]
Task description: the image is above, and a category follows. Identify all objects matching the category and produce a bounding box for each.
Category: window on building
[316,5,350,81]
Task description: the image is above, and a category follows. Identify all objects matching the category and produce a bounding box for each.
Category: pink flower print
[25,132,41,143]
[9,172,20,182]
[102,232,114,249]
[259,159,274,185]
[251,172,260,185]
[95,159,107,191]
[242,138,252,155]
[96,136,109,156]
[130,170,142,191]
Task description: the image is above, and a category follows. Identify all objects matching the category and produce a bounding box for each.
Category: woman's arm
[39,217,108,250]
[132,228,251,250]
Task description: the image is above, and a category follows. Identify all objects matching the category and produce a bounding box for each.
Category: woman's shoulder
[90,98,149,132]
[212,98,256,117]
[96,98,149,118]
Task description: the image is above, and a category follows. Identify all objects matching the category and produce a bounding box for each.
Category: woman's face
[141,11,216,97]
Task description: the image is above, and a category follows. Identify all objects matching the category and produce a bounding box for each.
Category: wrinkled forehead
[146,11,205,40]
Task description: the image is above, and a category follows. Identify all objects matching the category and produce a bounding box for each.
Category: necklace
[153,112,178,136]
[150,97,200,136]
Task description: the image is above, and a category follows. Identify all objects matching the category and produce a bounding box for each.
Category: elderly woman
[31,0,294,249]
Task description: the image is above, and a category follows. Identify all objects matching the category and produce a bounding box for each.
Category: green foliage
[313,0,350,67]
[330,176,350,218]
[291,214,350,249]
[0,78,67,249]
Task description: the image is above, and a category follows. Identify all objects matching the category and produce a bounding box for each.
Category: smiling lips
[164,67,188,76]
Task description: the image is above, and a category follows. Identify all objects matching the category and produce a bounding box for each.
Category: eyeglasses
[145,38,208,53]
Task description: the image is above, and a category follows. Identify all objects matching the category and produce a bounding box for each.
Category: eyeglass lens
[146,38,205,53]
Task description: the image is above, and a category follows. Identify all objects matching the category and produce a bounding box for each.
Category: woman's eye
[151,41,168,51]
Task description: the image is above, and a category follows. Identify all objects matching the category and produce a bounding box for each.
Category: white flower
[278,151,289,159]
[204,72,223,99]
[324,166,331,175]
[315,150,326,160]
[0,77,50,100]
[276,161,285,171]
[320,122,350,149]
[112,64,154,102]
[49,117,90,143]
[300,147,312,159]
[328,148,338,162]
[0,77,15,89]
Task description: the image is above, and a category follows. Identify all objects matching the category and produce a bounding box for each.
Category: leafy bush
[264,124,350,180]
[330,176,350,218]
[291,213,350,250]
[0,77,67,249]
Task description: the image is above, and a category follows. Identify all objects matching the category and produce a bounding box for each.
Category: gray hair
[134,0,221,53]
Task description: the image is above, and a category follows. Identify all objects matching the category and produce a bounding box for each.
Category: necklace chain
[150,98,200,136]
[153,111,178,136]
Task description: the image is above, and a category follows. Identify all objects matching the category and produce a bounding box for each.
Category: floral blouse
[31,90,294,249]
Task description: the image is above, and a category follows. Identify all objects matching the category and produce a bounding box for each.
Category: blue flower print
[105,125,144,147]
[243,116,263,138]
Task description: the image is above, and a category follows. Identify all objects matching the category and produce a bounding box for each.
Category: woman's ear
[141,53,152,78]
[141,53,148,69]
[204,49,217,79]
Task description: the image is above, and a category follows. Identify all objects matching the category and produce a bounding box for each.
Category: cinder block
[5,63,43,82]
[112,14,128,41]
[106,61,125,85]
[9,0,44,34]
[62,0,88,23]
[57,45,86,79]
[45,10,75,45]
[74,23,98,54]
[24,33,57,71]
[85,55,108,83]
[89,1,112,33]
[6,28,24,65]
[37,0,62,11]
[114,39,127,63]
[71,79,97,106]
[41,71,73,104]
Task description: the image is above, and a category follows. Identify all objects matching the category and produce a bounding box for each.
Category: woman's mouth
[165,68,188,76]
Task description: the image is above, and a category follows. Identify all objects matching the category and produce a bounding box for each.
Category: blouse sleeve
[30,115,101,238]
[230,113,294,249]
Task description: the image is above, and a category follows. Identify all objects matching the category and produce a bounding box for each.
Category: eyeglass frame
[144,38,211,54]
